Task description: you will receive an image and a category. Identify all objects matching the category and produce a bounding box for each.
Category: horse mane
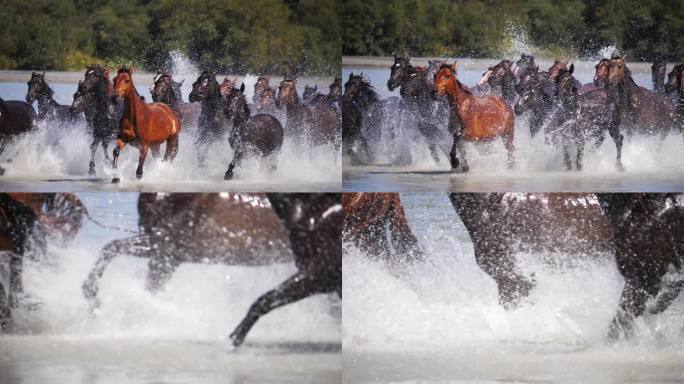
[455,79,472,95]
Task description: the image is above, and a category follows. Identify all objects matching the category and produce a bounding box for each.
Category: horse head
[387,54,411,91]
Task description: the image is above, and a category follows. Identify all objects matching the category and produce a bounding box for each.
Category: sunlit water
[0,57,341,192]
[0,193,342,384]
[342,58,684,192]
[343,193,684,383]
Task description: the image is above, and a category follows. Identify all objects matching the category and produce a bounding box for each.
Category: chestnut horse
[434,63,515,172]
[111,67,181,181]
[342,193,423,264]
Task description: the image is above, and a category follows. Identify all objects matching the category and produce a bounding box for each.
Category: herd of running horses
[0,66,342,180]
[344,192,684,340]
[343,53,684,171]
[0,192,341,348]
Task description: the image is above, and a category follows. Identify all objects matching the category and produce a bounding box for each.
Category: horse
[228,193,341,348]
[254,87,277,115]
[0,193,85,329]
[449,192,684,339]
[664,63,684,124]
[580,58,611,94]
[253,76,272,104]
[342,193,423,264]
[514,69,556,137]
[0,98,36,176]
[276,78,306,141]
[475,60,517,105]
[449,193,614,307]
[434,63,515,172]
[219,77,237,99]
[547,65,624,171]
[303,85,319,104]
[341,73,382,164]
[329,77,342,104]
[78,193,340,349]
[71,65,120,176]
[597,193,684,339]
[513,53,537,85]
[26,72,77,123]
[607,55,677,137]
[651,60,667,93]
[222,83,284,180]
[304,88,341,148]
[111,67,181,181]
[149,72,199,125]
[189,70,228,164]
[81,193,291,309]
[387,55,443,163]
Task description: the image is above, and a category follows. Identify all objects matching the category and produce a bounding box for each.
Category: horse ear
[313,85,317,91]
[240,83,245,92]
[450,63,457,73]
[349,72,353,80]
[569,63,574,74]
[129,65,136,73]
[42,71,46,77]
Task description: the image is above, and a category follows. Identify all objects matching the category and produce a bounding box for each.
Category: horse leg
[473,241,534,308]
[449,134,460,170]
[136,145,149,179]
[608,120,624,171]
[575,141,584,171]
[164,134,179,162]
[0,281,9,329]
[150,144,161,159]
[82,235,150,310]
[224,150,244,180]
[146,252,180,292]
[457,137,469,172]
[102,139,112,163]
[389,206,424,263]
[0,139,7,175]
[89,137,99,176]
[503,133,515,169]
[607,279,648,340]
[562,145,572,171]
[228,271,326,348]
[8,252,23,308]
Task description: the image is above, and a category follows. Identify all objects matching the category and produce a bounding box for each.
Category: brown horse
[111,67,181,181]
[276,78,306,141]
[434,63,515,172]
[342,193,423,264]
[607,55,677,137]
[0,193,85,329]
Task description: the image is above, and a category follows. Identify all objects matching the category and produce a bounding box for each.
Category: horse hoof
[462,164,469,173]
[228,333,244,348]
[224,171,233,180]
[88,169,96,177]
[112,177,120,184]
[0,168,4,176]
[136,173,143,180]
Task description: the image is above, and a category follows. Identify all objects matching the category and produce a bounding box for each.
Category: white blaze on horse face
[478,70,493,86]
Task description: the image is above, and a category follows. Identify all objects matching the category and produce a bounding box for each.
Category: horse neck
[122,86,145,127]
[201,89,221,118]
[286,94,303,118]
[445,78,471,108]
[37,91,58,115]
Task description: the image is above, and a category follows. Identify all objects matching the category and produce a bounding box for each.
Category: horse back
[147,102,181,137]
[0,100,35,136]
[245,114,284,155]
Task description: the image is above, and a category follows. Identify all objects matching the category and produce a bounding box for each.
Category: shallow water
[0,63,341,192]
[343,193,684,383]
[0,193,342,383]
[342,58,684,192]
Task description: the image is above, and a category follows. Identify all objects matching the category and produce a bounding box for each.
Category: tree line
[342,0,684,62]
[0,0,341,75]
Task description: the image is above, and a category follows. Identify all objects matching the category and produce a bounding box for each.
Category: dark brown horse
[434,63,515,171]
[253,76,272,104]
[81,193,290,309]
[26,72,77,123]
[229,193,341,347]
[150,72,199,128]
[111,67,181,181]
[651,60,667,93]
[449,192,684,339]
[304,89,341,148]
[0,98,36,176]
[475,60,517,105]
[276,78,306,141]
[79,193,341,349]
[71,65,121,176]
[580,58,610,93]
[664,63,684,122]
[0,193,85,329]
[222,84,284,180]
[608,55,677,137]
[342,193,423,264]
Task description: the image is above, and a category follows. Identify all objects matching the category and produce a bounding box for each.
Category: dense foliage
[0,0,340,75]
[342,0,684,62]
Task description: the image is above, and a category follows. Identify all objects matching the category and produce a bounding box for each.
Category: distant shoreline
[342,56,661,75]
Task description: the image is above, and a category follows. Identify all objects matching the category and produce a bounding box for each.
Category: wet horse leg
[503,132,515,169]
[0,280,9,329]
[136,144,149,179]
[607,279,649,340]
[608,118,624,171]
[82,235,150,310]
[224,150,243,180]
[449,134,460,170]
[562,144,572,171]
[473,241,535,308]
[388,204,424,263]
[0,138,7,175]
[89,137,99,176]
[8,252,23,308]
[575,138,585,171]
[228,271,329,348]
[146,252,180,292]
[163,134,179,162]
[101,139,112,163]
